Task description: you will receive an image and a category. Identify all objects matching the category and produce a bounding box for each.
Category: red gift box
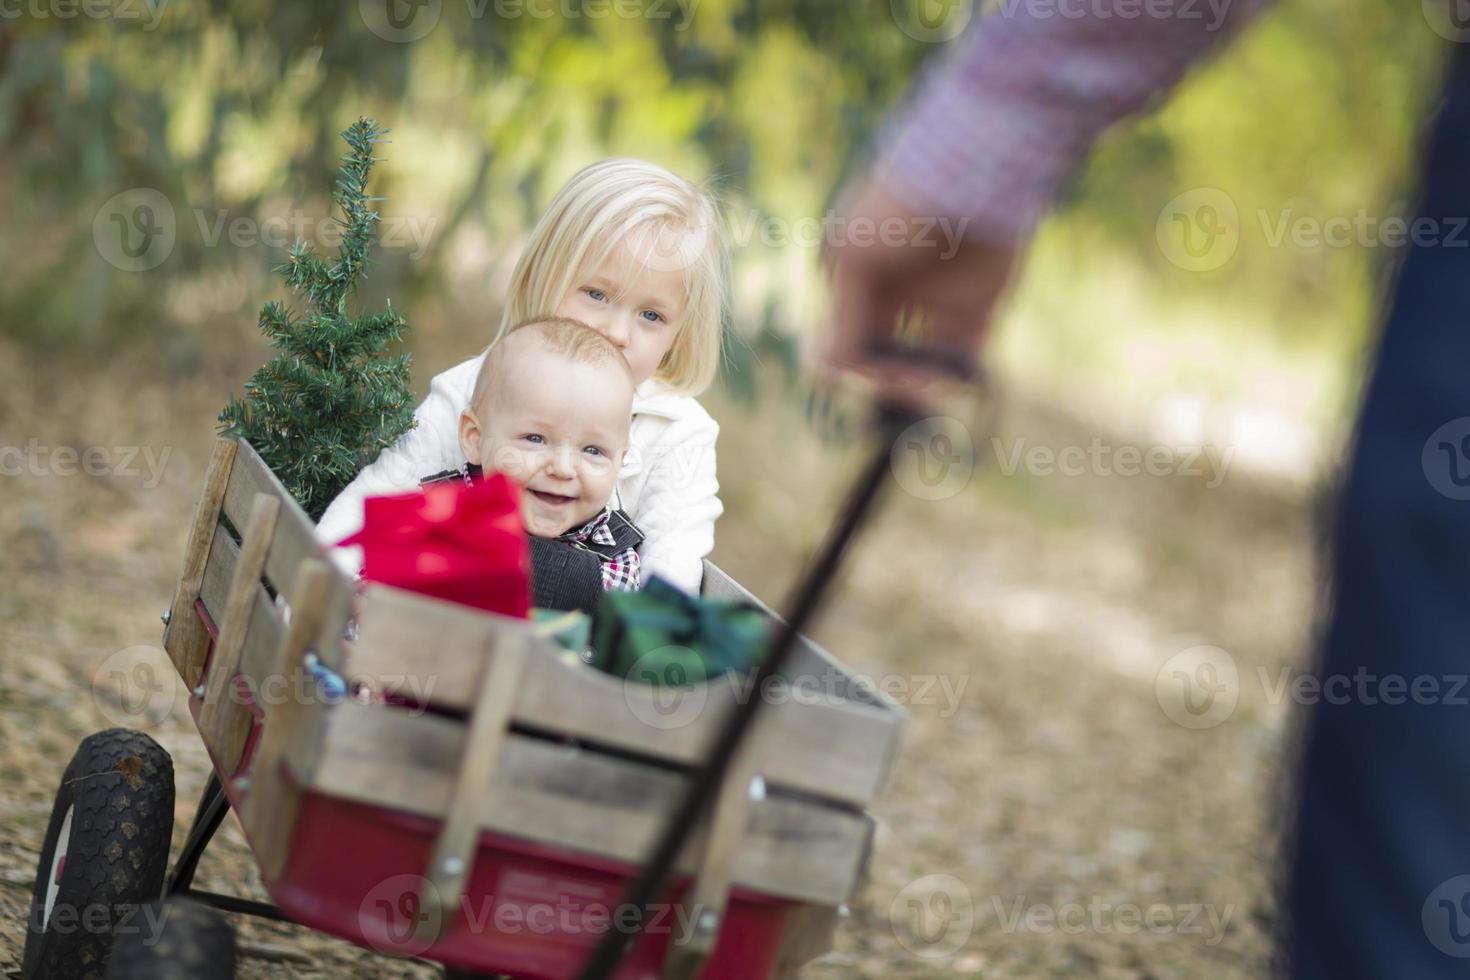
[337,473,531,619]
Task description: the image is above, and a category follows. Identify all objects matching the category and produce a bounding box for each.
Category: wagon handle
[577,346,978,979]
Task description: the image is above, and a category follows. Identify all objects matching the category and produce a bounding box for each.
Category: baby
[420,316,644,606]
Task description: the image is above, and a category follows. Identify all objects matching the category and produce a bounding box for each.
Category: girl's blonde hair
[493,158,728,396]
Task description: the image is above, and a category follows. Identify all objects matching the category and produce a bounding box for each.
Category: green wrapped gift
[530,607,593,660]
[590,575,769,686]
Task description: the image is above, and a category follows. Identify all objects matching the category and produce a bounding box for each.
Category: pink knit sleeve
[875,0,1269,244]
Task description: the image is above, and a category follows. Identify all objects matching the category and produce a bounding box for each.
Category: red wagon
[21,437,907,979]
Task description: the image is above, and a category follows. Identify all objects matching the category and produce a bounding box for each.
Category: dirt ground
[0,339,1317,978]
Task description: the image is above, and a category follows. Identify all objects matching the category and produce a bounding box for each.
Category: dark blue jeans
[1289,46,1470,977]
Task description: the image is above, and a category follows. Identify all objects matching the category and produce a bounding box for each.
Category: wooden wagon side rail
[281,697,873,907]
[348,582,906,809]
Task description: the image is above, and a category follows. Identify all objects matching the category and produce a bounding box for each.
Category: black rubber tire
[104,897,236,979]
[22,728,176,980]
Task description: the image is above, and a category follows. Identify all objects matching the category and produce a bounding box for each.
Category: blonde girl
[315,158,728,594]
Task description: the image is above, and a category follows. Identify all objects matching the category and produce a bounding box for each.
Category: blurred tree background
[0,0,1450,464]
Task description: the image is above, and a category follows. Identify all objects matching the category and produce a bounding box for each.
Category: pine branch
[218,117,415,522]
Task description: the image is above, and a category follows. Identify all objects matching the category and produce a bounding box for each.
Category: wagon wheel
[104,897,237,979]
[22,728,176,980]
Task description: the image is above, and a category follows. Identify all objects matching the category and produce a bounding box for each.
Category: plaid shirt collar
[560,508,641,591]
[559,508,617,547]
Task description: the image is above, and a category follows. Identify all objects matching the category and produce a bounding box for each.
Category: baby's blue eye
[586,288,607,302]
[584,446,605,457]
[523,434,545,444]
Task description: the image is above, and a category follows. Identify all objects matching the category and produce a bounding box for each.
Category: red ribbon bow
[338,473,531,618]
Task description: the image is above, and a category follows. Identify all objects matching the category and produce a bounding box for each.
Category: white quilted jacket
[314,355,723,594]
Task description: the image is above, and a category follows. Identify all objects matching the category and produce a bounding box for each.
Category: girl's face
[555,235,685,386]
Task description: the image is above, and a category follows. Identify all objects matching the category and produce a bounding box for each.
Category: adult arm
[825,0,1270,378]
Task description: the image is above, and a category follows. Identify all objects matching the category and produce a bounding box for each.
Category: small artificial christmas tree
[219,118,415,521]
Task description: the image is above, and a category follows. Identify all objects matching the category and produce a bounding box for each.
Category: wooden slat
[239,560,341,882]
[197,524,284,695]
[419,633,527,942]
[165,439,238,688]
[199,494,281,777]
[221,440,324,607]
[349,584,901,807]
[198,523,238,623]
[773,905,840,978]
[662,745,758,980]
[299,702,873,907]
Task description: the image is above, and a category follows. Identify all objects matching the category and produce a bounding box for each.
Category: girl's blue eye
[640,310,663,323]
[586,288,607,302]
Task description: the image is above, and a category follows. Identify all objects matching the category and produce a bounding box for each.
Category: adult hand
[820,178,1020,409]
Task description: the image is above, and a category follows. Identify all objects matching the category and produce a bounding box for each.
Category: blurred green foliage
[0,0,1449,425]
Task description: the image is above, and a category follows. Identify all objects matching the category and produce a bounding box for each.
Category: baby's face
[466,347,632,537]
